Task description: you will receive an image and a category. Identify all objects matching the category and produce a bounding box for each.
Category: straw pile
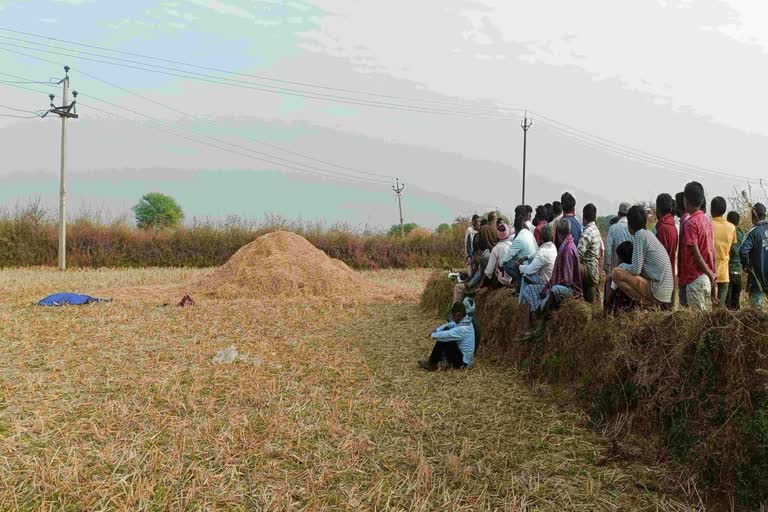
[192,231,374,300]
[419,275,768,507]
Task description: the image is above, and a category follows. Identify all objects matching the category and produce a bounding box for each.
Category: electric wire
[0,42,524,120]
[76,100,393,186]
[0,27,519,112]
[75,68,396,182]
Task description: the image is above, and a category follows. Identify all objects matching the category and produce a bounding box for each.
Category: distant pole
[48,66,79,270]
[393,178,405,239]
[521,111,533,206]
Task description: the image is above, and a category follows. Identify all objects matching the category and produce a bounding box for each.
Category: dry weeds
[0,267,696,510]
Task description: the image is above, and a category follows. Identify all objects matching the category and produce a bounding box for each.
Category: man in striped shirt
[611,205,674,307]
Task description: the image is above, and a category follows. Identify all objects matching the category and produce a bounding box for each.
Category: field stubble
[0,267,695,510]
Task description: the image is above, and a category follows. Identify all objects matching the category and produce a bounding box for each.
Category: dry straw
[421,274,768,508]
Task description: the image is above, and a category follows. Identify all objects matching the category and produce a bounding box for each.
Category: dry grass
[0,267,696,510]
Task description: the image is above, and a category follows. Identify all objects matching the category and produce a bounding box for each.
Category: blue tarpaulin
[37,293,110,306]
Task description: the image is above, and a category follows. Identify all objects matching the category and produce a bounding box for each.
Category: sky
[1,0,767,228]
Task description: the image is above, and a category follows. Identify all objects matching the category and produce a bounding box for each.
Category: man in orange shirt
[711,196,737,306]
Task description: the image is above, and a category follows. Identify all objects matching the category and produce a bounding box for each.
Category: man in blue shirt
[418,302,475,371]
[555,192,583,248]
[739,202,768,308]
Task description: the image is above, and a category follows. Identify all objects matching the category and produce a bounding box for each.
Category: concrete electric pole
[521,111,533,207]
[47,66,79,270]
[393,178,405,239]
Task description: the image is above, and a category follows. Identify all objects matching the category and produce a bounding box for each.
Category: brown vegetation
[420,275,768,509]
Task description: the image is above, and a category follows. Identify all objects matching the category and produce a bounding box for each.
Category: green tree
[388,223,419,237]
[435,223,451,235]
[132,193,184,229]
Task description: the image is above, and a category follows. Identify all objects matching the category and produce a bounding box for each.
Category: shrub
[0,209,464,270]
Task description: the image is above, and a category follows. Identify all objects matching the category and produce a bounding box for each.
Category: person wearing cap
[739,202,768,308]
[604,202,633,300]
[483,221,512,287]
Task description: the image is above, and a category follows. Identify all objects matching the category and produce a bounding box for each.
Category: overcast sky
[1,0,766,228]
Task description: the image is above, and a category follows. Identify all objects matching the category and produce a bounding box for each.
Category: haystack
[193,231,373,300]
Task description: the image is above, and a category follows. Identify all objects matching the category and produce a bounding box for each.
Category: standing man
[711,197,737,306]
[678,182,717,311]
[604,202,633,301]
[739,203,768,308]
[465,214,481,274]
[478,211,499,249]
[655,194,678,305]
[558,192,583,246]
[578,203,603,303]
[726,211,745,310]
[524,205,535,232]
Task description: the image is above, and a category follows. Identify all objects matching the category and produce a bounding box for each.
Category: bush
[0,207,464,270]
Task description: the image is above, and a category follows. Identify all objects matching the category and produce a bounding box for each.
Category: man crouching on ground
[418,302,475,371]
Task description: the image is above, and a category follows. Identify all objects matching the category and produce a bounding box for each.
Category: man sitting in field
[611,205,674,308]
[418,302,475,371]
[500,215,538,288]
[519,218,582,334]
[605,241,637,314]
[515,223,557,303]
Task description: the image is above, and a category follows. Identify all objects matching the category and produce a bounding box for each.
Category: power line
[76,100,392,186]
[77,91,392,185]
[0,103,41,114]
[0,27,519,113]
[0,42,524,120]
[0,112,40,119]
[530,110,747,181]
[0,71,393,184]
[74,68,395,182]
[2,56,758,188]
[536,120,753,185]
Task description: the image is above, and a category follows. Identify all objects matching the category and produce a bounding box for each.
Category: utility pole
[47,66,79,270]
[521,111,533,207]
[393,178,405,239]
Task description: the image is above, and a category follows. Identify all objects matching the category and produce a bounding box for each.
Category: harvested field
[0,267,701,510]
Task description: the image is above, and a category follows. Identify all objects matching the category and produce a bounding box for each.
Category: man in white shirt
[515,224,558,302]
[500,216,539,286]
[483,222,512,286]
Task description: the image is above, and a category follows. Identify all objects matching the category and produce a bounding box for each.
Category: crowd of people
[419,181,768,370]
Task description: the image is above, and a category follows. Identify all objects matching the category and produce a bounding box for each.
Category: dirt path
[339,303,697,511]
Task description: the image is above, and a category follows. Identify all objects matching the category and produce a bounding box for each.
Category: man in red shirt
[655,193,678,306]
[678,182,717,311]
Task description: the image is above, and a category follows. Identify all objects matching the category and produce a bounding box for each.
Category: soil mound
[192,231,373,300]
